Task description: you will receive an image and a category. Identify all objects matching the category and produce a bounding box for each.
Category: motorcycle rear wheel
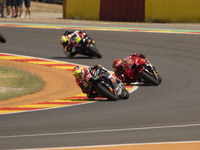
[87,45,102,58]
[96,82,119,101]
[140,70,159,86]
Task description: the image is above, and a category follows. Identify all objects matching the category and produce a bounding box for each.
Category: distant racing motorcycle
[63,31,102,58]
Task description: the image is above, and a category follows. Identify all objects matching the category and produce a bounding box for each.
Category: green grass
[0,66,45,101]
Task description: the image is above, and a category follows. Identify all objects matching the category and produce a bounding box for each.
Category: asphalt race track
[0,22,200,149]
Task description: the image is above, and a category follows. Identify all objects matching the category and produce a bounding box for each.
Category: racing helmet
[72,66,83,79]
[59,35,69,47]
[112,59,123,72]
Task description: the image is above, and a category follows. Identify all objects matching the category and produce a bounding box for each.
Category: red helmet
[112,59,123,72]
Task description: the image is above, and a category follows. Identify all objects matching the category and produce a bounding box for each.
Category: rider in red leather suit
[112,53,146,85]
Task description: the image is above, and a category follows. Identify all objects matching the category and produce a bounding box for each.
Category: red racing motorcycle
[126,56,162,86]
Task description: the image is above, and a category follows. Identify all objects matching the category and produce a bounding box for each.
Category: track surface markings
[0,53,135,115]
[1,22,200,34]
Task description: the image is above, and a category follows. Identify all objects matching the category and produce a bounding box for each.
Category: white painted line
[0,123,200,139]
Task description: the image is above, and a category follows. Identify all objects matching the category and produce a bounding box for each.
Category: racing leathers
[75,64,108,99]
[114,53,147,84]
[62,31,89,58]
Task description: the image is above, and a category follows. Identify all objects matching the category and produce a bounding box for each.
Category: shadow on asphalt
[49,56,96,60]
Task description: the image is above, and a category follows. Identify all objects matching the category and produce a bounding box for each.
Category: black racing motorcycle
[89,67,129,101]
[63,31,102,58]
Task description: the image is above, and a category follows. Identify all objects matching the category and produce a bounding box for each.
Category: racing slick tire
[158,75,162,84]
[121,88,129,99]
[96,82,119,101]
[0,34,6,43]
[87,45,102,58]
[140,70,159,86]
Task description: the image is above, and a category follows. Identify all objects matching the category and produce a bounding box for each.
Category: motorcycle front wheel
[87,45,102,58]
[140,70,159,86]
[0,34,6,43]
[157,75,162,84]
[121,88,129,99]
[96,82,119,101]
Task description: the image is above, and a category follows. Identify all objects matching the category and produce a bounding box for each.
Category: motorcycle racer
[72,64,109,99]
[59,30,94,58]
[112,59,131,85]
[112,53,147,85]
